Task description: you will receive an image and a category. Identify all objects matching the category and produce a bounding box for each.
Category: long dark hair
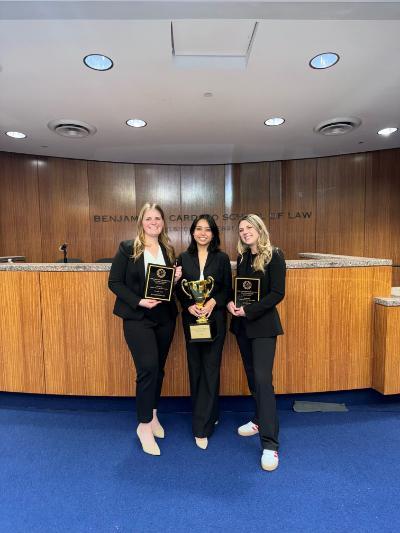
[187,214,221,254]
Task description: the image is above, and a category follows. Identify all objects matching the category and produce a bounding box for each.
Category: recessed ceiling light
[83,54,113,71]
[377,127,398,136]
[126,119,147,128]
[5,131,27,139]
[309,52,339,70]
[264,117,285,127]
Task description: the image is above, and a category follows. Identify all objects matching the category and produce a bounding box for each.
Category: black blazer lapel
[136,254,146,295]
[204,251,216,275]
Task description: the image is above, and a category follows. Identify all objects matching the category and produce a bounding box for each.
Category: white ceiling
[0,0,400,165]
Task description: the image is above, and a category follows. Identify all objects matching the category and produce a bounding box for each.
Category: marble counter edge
[374,297,400,307]
[299,253,392,266]
[0,256,393,271]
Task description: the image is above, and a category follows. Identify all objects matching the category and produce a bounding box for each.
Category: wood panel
[1,148,400,270]
[135,164,182,255]
[180,165,225,254]
[38,157,91,262]
[88,161,136,261]
[0,265,394,396]
[224,162,270,259]
[373,305,400,394]
[41,272,135,395]
[0,152,42,262]
[274,266,392,393]
[0,272,45,392]
[270,158,317,259]
[223,164,241,259]
[365,148,400,265]
[316,154,366,256]
[392,267,400,288]
[275,268,332,393]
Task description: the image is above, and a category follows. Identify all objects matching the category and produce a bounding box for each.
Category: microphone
[59,243,68,263]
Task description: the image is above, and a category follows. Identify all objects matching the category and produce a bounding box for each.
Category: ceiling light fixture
[126,119,147,128]
[377,127,398,136]
[264,117,285,127]
[5,131,27,139]
[309,52,339,70]
[83,54,113,71]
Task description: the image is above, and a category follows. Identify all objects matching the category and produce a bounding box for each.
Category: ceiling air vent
[314,117,361,136]
[47,119,97,138]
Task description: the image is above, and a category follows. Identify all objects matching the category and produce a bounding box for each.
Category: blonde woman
[109,203,182,456]
[227,214,286,471]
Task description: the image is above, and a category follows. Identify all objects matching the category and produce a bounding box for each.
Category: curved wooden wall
[1,149,400,286]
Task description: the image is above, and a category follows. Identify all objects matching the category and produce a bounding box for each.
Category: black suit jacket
[176,250,232,320]
[230,248,286,338]
[108,240,178,322]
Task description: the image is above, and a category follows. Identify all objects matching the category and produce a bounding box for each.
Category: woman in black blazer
[108,203,182,456]
[177,215,232,450]
[227,214,286,471]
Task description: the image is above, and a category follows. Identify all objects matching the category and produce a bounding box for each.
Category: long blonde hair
[237,214,273,273]
[132,203,175,263]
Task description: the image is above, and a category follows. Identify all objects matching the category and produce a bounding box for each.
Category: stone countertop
[297,252,392,267]
[374,297,400,307]
[0,263,111,271]
[0,252,393,271]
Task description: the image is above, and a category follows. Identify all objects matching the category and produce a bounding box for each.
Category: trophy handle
[181,279,192,298]
[206,276,215,297]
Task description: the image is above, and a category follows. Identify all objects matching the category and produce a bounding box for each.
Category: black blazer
[176,250,232,318]
[108,240,178,322]
[230,247,286,338]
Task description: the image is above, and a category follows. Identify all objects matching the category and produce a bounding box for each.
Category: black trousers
[235,332,279,451]
[123,318,175,423]
[183,312,226,438]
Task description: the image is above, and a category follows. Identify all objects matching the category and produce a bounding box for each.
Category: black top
[176,250,232,317]
[230,247,286,338]
[108,240,178,323]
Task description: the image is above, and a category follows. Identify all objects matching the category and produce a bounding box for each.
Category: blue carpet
[1,393,400,533]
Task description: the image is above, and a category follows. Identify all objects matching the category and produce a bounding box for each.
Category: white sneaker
[261,450,279,471]
[238,421,259,437]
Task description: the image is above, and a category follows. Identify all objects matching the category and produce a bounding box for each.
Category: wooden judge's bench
[0,253,399,397]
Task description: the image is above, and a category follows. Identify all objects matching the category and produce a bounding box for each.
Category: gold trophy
[181,276,217,342]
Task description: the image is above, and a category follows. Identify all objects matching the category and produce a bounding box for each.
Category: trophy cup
[181,276,217,342]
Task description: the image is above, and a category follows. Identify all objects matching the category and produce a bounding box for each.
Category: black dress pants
[183,313,226,438]
[123,318,175,423]
[235,332,279,451]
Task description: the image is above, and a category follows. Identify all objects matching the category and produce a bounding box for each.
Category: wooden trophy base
[188,318,217,343]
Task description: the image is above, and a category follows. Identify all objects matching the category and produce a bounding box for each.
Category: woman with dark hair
[108,203,182,456]
[227,214,286,471]
[177,215,232,449]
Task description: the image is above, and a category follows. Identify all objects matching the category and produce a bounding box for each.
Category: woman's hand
[139,298,161,309]
[201,298,216,318]
[227,301,246,317]
[235,306,246,317]
[227,301,237,315]
[188,304,203,318]
[174,265,182,284]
